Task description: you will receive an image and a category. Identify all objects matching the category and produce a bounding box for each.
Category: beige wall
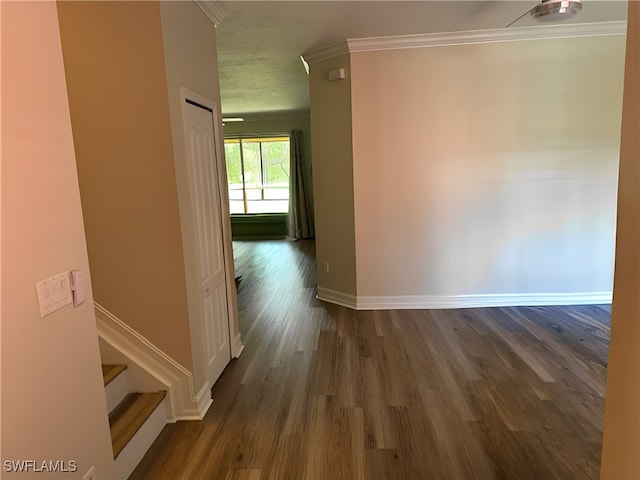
[1,2,114,477]
[350,35,624,298]
[159,0,239,390]
[601,2,640,477]
[57,2,194,370]
[223,111,314,213]
[309,55,357,296]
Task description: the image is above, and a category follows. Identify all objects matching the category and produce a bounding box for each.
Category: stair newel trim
[95,302,213,421]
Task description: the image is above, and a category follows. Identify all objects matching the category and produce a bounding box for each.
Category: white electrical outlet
[82,465,96,480]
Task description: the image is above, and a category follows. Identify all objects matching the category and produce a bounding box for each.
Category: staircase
[102,364,167,479]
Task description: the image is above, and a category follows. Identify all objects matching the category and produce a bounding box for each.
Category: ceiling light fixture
[222,117,244,127]
[531,0,582,23]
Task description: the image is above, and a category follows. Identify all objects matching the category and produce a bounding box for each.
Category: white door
[182,98,231,385]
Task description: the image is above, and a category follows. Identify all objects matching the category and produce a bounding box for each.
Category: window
[224,135,290,214]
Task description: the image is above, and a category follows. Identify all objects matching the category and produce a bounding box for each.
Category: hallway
[131,239,610,479]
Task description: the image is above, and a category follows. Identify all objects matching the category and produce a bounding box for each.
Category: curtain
[287,130,314,239]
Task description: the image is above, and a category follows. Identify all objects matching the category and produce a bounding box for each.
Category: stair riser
[105,369,128,414]
[114,399,166,480]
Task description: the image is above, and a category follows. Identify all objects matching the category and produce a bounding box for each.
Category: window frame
[224,134,290,215]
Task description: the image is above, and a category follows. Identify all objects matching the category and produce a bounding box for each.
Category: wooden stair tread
[109,391,166,459]
[102,364,127,386]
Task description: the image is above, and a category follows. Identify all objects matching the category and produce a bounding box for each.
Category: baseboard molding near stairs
[95,303,212,422]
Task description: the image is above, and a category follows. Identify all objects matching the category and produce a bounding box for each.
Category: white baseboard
[316,289,612,310]
[232,332,245,358]
[193,383,214,421]
[95,303,211,421]
[316,287,357,309]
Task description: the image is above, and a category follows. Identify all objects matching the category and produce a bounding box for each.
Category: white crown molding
[348,21,626,53]
[302,41,349,65]
[304,21,626,64]
[194,0,226,27]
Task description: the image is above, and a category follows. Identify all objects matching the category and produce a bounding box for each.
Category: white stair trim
[95,302,212,421]
[105,368,128,414]
[113,398,167,480]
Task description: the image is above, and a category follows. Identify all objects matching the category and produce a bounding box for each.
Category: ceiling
[214,1,628,116]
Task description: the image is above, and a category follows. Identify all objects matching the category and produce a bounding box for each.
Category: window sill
[230,214,288,240]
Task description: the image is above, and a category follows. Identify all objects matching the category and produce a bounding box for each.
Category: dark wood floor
[131,239,611,480]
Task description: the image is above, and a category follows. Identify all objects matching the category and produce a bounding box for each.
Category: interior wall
[350,34,625,301]
[600,2,640,476]
[309,54,357,297]
[57,1,193,370]
[1,2,114,477]
[159,0,239,391]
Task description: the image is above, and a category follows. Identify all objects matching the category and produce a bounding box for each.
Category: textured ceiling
[214,1,628,115]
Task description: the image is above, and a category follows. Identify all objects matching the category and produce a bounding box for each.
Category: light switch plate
[70,269,87,307]
[35,271,72,317]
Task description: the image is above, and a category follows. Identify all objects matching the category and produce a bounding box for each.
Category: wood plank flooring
[130,239,610,480]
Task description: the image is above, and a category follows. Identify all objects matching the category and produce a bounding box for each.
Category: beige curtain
[287,130,314,239]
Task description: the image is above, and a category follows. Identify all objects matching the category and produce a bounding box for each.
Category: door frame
[178,87,243,396]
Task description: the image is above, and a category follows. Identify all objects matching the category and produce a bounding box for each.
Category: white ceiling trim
[194,1,226,27]
[304,21,626,64]
[302,41,350,65]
